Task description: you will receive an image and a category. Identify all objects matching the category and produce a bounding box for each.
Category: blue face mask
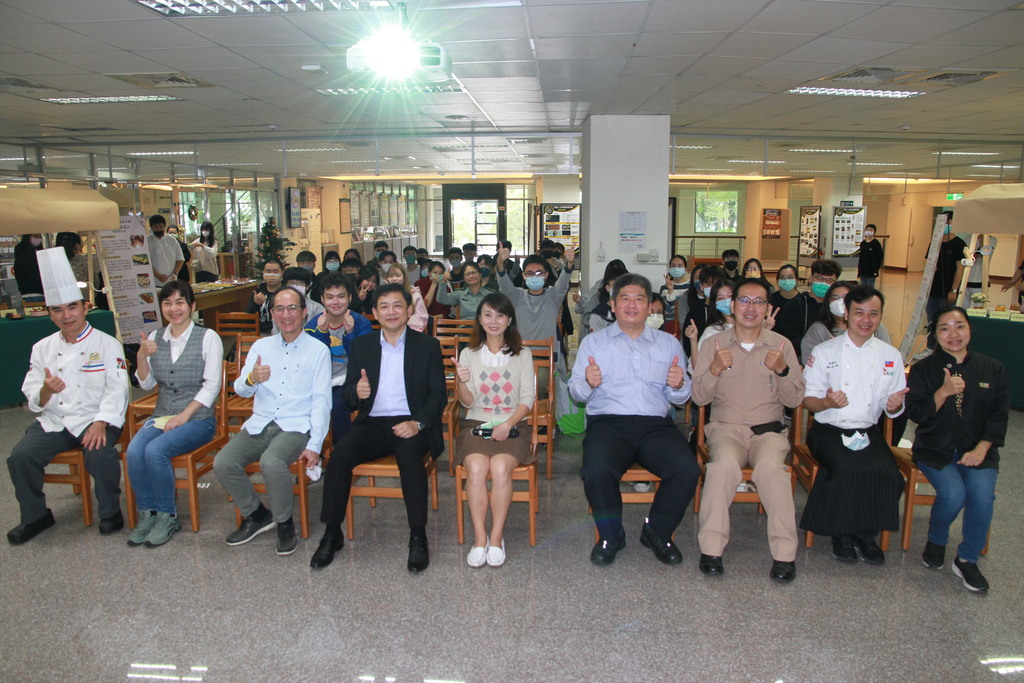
[715,299,732,315]
[325,261,340,271]
[525,275,546,291]
[420,268,429,279]
[811,281,831,298]
[669,267,686,279]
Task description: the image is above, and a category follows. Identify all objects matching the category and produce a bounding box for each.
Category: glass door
[450,199,499,255]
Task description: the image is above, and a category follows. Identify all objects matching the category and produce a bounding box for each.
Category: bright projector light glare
[359,25,420,80]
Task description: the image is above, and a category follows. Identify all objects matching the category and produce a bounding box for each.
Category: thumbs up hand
[825,386,849,409]
[452,356,471,384]
[585,355,602,389]
[137,331,157,359]
[666,355,685,390]
[43,367,66,394]
[356,368,372,400]
[886,386,910,414]
[763,340,788,375]
[249,354,271,384]
[710,339,733,377]
[941,367,966,398]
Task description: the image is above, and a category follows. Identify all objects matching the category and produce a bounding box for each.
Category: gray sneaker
[276,520,297,556]
[127,510,156,547]
[144,511,181,547]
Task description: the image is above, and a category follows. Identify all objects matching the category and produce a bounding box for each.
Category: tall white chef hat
[37,247,83,307]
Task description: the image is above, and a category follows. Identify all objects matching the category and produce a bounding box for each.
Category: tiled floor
[2,271,1022,681]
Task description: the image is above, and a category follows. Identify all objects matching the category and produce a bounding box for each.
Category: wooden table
[193,281,257,324]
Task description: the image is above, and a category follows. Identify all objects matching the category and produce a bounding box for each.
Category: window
[694,190,739,233]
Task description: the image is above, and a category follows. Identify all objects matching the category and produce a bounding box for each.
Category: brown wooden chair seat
[345,453,439,540]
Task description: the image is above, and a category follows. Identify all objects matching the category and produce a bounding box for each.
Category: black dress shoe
[831,536,858,564]
[699,553,724,575]
[310,531,344,569]
[770,560,796,583]
[851,534,885,564]
[590,529,626,567]
[639,522,682,565]
[408,536,429,573]
[7,509,55,545]
[99,509,124,535]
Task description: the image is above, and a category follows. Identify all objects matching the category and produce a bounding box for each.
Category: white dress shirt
[803,331,906,429]
[137,323,224,408]
[234,332,331,453]
[23,322,130,435]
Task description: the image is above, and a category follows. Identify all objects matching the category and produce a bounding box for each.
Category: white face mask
[829,298,846,317]
[646,313,665,329]
[381,262,393,274]
[287,284,306,295]
[841,431,870,451]
[702,286,711,299]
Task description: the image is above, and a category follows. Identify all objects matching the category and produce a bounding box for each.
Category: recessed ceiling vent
[908,70,1005,86]
[0,77,62,93]
[106,73,214,88]
[827,67,924,84]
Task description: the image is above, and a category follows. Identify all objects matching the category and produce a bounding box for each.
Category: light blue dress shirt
[370,329,413,417]
[569,321,690,417]
[235,332,332,453]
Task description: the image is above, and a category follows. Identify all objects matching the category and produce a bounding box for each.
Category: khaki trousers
[698,422,797,561]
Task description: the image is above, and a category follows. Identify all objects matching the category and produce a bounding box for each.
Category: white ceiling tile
[742,0,880,34]
[414,8,530,41]
[446,39,534,62]
[711,32,817,60]
[68,19,216,50]
[644,0,771,33]
[685,89,770,105]
[472,90,545,104]
[454,62,537,78]
[174,16,321,47]
[534,35,637,60]
[889,0,1019,10]
[947,45,1024,69]
[830,6,992,43]
[879,43,1007,68]
[132,48,260,73]
[538,58,628,77]
[616,73,675,89]
[632,32,728,57]
[621,56,699,75]
[13,0,155,22]
[0,53,88,76]
[686,56,767,76]
[744,59,848,81]
[50,51,174,75]
[933,12,1024,46]
[781,37,911,64]
[0,24,116,53]
[528,2,645,38]
[279,13,373,45]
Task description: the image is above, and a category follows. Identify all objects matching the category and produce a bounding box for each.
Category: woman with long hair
[189,221,219,283]
[452,293,535,568]
[770,263,800,311]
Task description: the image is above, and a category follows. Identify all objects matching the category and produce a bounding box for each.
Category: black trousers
[580,415,700,542]
[799,422,904,537]
[320,416,431,529]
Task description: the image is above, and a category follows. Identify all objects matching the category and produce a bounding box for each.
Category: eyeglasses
[811,275,837,284]
[736,297,768,306]
[272,305,301,314]
[524,270,547,277]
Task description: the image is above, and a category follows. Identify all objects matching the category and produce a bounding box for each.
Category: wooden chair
[362,311,382,332]
[438,334,468,476]
[434,317,475,338]
[43,431,130,527]
[453,355,542,546]
[588,464,662,542]
[233,429,332,539]
[225,332,261,433]
[522,337,557,479]
[209,311,259,336]
[344,453,439,540]
[693,404,794,515]
[790,405,892,551]
[121,362,230,532]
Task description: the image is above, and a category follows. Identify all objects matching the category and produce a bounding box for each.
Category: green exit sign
[947,193,964,200]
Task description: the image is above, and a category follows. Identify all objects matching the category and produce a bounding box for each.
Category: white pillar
[581,115,670,289]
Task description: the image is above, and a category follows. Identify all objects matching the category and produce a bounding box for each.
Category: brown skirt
[453,419,534,467]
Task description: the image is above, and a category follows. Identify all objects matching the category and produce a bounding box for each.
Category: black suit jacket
[343,327,447,459]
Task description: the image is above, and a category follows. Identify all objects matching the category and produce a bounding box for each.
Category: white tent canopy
[953,183,1024,235]
[0,188,119,236]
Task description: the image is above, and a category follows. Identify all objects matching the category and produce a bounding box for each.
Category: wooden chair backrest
[522,337,555,403]
[434,317,475,338]
[234,332,262,381]
[213,311,259,335]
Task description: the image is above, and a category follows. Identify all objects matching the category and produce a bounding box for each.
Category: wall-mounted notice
[618,210,647,253]
[832,206,866,256]
[541,203,581,253]
[761,209,783,239]
[98,214,161,341]
[799,206,821,258]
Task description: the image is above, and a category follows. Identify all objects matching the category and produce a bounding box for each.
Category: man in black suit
[311,283,446,573]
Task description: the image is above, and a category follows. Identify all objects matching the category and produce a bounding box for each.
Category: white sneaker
[467,539,488,568]
[486,539,506,567]
[633,482,652,493]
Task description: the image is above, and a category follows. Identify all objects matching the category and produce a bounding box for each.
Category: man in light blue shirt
[569,273,700,567]
[214,286,331,556]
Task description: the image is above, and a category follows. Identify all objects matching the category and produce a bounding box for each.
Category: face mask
[702,286,711,299]
[168,232,178,239]
[30,237,42,247]
[152,231,164,238]
[863,231,874,239]
[747,270,762,279]
[944,224,952,235]
[479,267,491,279]
[724,260,738,269]
[450,258,462,267]
[375,250,384,259]
[325,261,340,271]
[829,298,846,317]
[646,314,664,329]
[300,264,315,272]
[420,268,429,279]
[841,431,870,451]
[669,267,686,279]
[778,278,797,292]
[405,253,416,265]
[525,275,546,291]
[811,281,831,298]
[288,284,306,295]
[381,263,393,273]
[715,300,732,315]
[264,273,281,283]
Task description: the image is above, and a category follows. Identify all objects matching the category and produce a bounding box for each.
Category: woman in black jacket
[13,233,44,297]
[906,306,1008,593]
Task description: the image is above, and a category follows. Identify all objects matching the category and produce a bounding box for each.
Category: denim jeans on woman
[126,417,217,514]
[917,460,997,562]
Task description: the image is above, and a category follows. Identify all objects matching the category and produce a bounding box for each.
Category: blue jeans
[917,461,997,562]
[126,417,217,514]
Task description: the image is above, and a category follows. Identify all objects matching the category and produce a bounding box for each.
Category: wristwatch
[416,420,427,432]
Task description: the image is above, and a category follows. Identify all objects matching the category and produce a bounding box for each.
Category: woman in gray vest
[126,280,223,547]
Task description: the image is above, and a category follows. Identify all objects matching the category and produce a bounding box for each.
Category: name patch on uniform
[826,361,839,369]
[979,382,990,388]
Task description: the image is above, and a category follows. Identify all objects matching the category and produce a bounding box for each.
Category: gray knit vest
[150,325,215,421]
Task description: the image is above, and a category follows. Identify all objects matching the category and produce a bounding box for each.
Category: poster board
[797,205,822,270]
[541,203,581,253]
[761,209,782,239]
[831,206,867,257]
[97,214,161,342]
[760,208,790,261]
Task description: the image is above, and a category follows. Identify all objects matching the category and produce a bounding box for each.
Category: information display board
[798,205,822,270]
[831,206,867,256]
[541,203,581,253]
[97,214,160,341]
[761,209,782,239]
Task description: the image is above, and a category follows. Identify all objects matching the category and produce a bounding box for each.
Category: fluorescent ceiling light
[41,95,183,104]
[135,0,395,16]
[672,145,712,149]
[853,162,903,166]
[932,151,1000,156]
[274,147,347,152]
[207,162,264,166]
[789,149,854,153]
[789,170,835,173]
[973,164,1019,168]
[786,86,924,98]
[125,151,193,156]
[329,160,378,163]
[318,85,462,96]
[686,168,734,172]
[729,160,786,164]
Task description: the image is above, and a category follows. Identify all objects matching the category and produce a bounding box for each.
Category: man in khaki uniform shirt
[692,278,805,583]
